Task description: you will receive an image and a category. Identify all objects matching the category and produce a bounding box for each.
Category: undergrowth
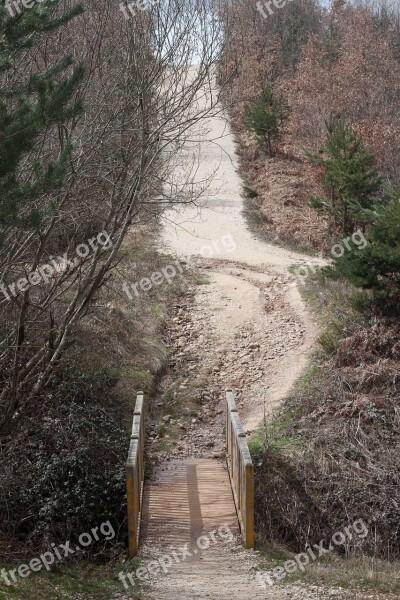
[252,271,400,562]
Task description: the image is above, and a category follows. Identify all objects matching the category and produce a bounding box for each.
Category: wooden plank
[225,390,255,550]
[126,456,138,557]
[141,459,239,548]
[244,462,255,549]
[126,392,145,558]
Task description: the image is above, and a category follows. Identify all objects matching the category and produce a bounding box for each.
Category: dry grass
[258,551,400,595]
[253,272,400,566]
[221,88,328,254]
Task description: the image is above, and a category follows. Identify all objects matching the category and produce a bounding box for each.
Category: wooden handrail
[226,389,255,549]
[126,391,145,557]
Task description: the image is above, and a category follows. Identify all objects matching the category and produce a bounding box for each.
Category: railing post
[225,389,255,549]
[244,461,255,549]
[126,391,145,558]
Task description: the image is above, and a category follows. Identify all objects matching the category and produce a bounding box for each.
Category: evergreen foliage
[244,86,288,157]
[330,186,400,317]
[0,0,85,243]
[308,117,382,234]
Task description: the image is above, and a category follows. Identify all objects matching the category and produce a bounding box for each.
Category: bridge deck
[141,458,239,549]
[139,459,263,598]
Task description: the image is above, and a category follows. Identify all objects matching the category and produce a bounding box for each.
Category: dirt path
[144,257,317,464]
[107,71,400,600]
[119,77,400,600]
[125,80,323,600]
[160,78,320,435]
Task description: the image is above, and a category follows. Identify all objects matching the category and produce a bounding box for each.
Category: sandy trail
[161,81,319,432]
[116,77,400,600]
[130,79,323,600]
[118,77,400,600]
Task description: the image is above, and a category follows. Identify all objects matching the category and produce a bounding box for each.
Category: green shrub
[244,86,288,157]
[329,187,400,317]
[307,117,382,234]
[0,377,129,553]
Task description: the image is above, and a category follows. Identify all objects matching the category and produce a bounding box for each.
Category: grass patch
[256,554,400,594]
[266,410,296,450]
[248,428,266,467]
[0,562,142,600]
[242,194,321,256]
[150,303,164,319]
[253,264,400,565]
[242,183,259,198]
[299,270,370,355]
[193,275,210,285]
[120,367,153,394]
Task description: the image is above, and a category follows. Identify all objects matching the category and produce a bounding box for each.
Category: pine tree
[0,0,85,246]
[330,186,400,317]
[244,86,288,157]
[307,117,382,234]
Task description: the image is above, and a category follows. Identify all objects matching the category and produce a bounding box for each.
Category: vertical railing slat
[126,391,145,557]
[225,389,255,549]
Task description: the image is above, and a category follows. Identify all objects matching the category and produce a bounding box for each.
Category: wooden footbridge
[126,390,254,557]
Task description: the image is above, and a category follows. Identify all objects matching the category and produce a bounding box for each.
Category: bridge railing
[126,391,145,557]
[226,389,255,549]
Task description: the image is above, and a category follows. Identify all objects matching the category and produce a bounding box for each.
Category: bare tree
[0,0,225,431]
